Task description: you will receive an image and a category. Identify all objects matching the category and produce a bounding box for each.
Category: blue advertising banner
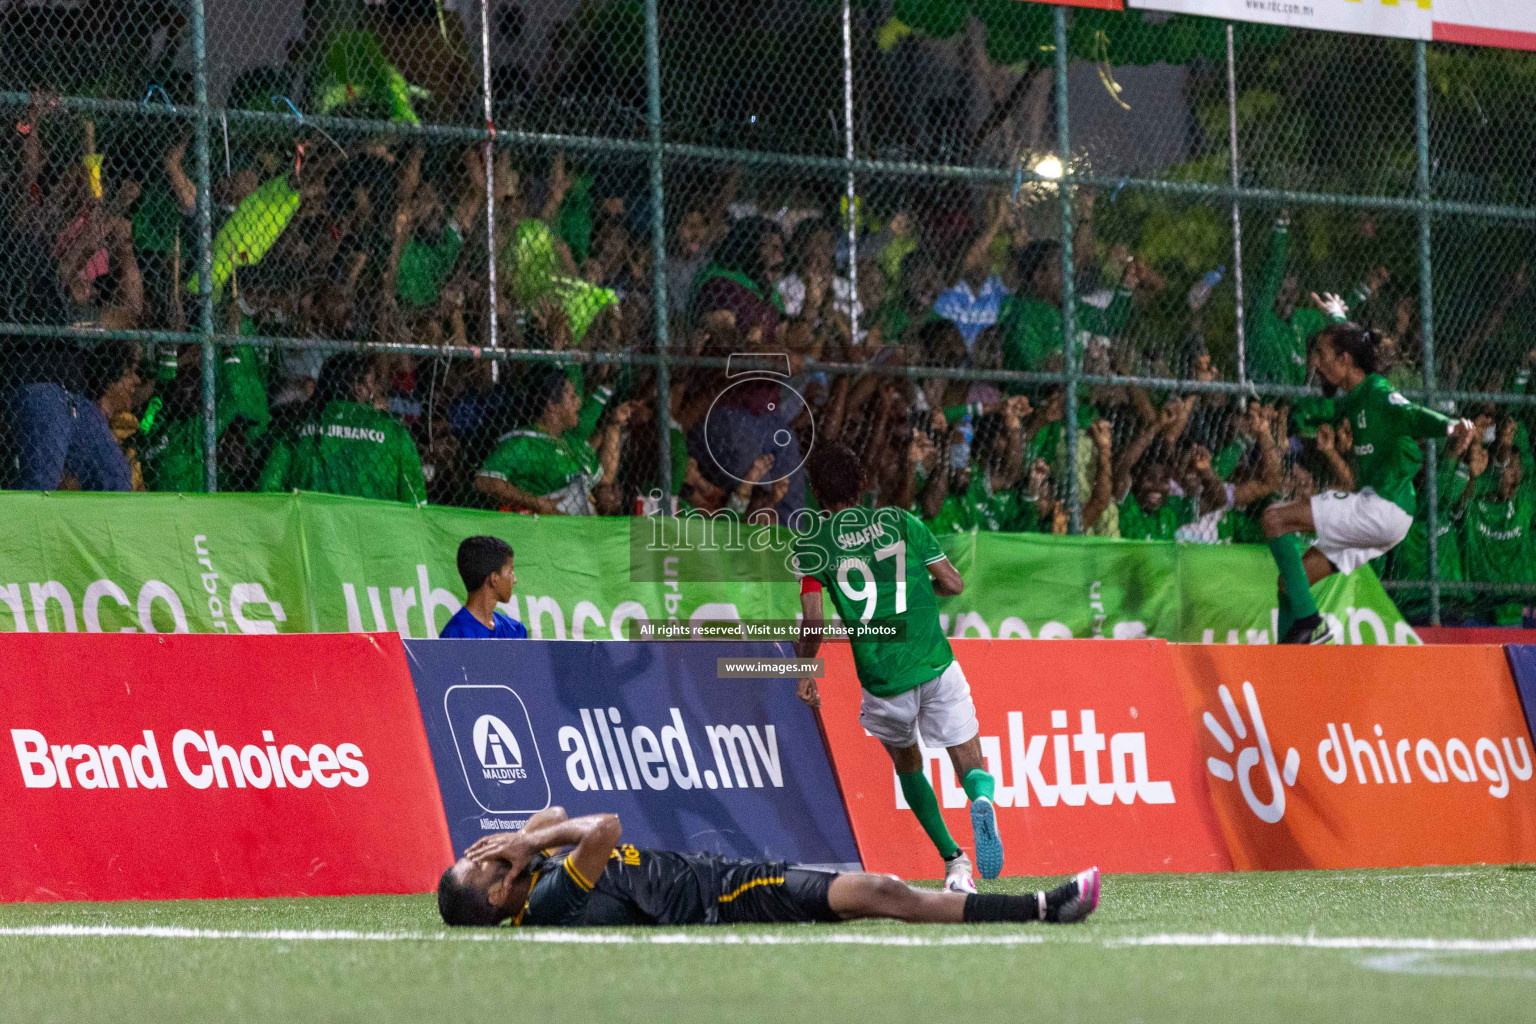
[403,639,862,870]
[1504,646,1536,746]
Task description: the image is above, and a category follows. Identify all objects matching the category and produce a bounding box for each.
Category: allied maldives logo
[445,685,551,814]
[1202,682,1299,824]
[474,714,525,782]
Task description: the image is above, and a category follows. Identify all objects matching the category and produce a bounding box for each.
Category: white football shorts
[1309,487,1414,575]
[858,660,980,750]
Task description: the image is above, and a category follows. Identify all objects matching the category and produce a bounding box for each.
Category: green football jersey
[478,428,602,515]
[1464,488,1536,587]
[1387,444,1468,589]
[794,506,954,698]
[257,400,426,504]
[926,468,1032,535]
[1321,374,1454,516]
[1117,491,1193,542]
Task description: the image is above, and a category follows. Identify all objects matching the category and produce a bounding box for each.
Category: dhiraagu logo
[1202,682,1299,824]
[445,685,550,814]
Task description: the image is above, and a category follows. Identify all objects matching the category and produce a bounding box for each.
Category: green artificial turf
[4,866,1535,1023]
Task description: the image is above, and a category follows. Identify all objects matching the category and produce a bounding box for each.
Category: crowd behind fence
[3,0,1536,627]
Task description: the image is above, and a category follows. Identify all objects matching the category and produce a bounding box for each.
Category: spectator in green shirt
[874,248,945,348]
[257,354,427,505]
[475,363,629,516]
[919,398,1031,533]
[1464,443,1536,625]
[1110,402,1200,542]
[394,181,466,310]
[1387,434,1482,621]
[996,240,1140,382]
[145,290,274,493]
[1247,213,1378,388]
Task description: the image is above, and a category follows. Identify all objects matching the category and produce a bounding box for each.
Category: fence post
[645,0,675,507]
[842,0,858,346]
[191,0,217,493]
[1055,7,1081,533]
[1227,23,1246,387]
[480,0,500,383]
[1415,41,1441,627]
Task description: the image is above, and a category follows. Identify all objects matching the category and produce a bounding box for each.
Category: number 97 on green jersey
[792,507,956,698]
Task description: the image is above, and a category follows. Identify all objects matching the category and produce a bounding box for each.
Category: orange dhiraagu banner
[1171,644,1536,871]
[817,639,1231,880]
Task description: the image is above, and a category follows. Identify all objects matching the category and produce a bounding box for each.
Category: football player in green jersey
[1260,311,1475,644]
[792,442,1002,893]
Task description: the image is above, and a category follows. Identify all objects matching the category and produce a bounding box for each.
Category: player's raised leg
[946,735,1004,881]
[1261,498,1335,645]
[826,867,1100,924]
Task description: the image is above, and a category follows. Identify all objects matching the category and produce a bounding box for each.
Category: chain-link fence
[3,0,1536,625]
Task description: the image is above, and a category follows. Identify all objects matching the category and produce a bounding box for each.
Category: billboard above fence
[1433,1,1536,51]
[1128,0,1536,51]
[1020,0,1125,9]
[1127,0,1431,39]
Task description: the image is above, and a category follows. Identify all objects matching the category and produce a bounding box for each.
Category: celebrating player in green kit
[792,442,1002,893]
[1262,307,1476,644]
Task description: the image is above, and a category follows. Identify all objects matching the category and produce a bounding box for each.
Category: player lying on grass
[437,808,1099,928]
[1262,312,1475,644]
[793,441,1002,894]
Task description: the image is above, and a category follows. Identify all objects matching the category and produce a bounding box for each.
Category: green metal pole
[644,0,674,510]
[1055,7,1081,533]
[191,0,217,493]
[1416,41,1441,626]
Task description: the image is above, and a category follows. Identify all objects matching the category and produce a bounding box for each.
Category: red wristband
[799,576,822,595]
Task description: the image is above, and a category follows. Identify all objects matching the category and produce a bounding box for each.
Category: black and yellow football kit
[516,845,844,927]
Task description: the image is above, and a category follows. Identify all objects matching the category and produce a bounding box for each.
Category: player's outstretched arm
[795,583,824,709]
[927,557,964,596]
[520,806,569,833]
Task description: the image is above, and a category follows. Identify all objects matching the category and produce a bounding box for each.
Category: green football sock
[898,769,961,861]
[962,767,996,804]
[1276,586,1295,641]
[1268,535,1318,621]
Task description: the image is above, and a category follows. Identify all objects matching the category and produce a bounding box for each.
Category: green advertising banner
[0,491,1418,644]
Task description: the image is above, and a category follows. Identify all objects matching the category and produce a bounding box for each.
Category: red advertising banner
[818,639,1230,879]
[0,633,450,901]
[1171,644,1536,870]
[1418,627,1536,646]
[1434,3,1536,54]
[1022,0,1124,9]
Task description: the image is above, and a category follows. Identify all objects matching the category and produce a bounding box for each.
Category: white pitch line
[1108,933,1536,953]
[5,925,1536,953]
[0,924,1044,947]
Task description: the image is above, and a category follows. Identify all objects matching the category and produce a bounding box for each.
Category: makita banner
[0,633,451,902]
[817,639,1232,879]
[404,639,862,870]
[1173,644,1536,870]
